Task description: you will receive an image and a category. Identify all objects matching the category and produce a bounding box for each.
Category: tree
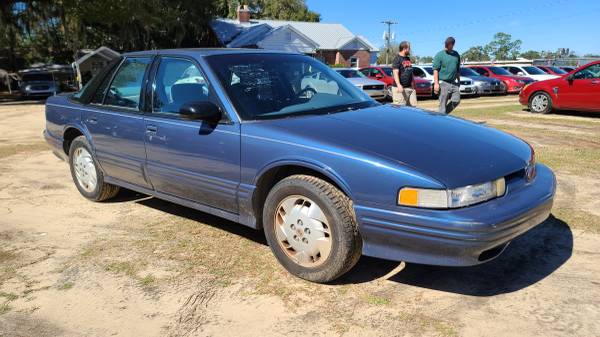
[520,50,542,60]
[226,0,320,22]
[461,46,490,62]
[486,32,522,60]
[376,42,399,65]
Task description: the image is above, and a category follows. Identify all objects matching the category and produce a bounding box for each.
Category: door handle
[591,80,599,85]
[146,125,158,133]
[86,117,98,125]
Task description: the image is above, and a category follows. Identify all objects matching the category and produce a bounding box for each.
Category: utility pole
[381,20,397,64]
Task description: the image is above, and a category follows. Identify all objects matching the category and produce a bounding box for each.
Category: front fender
[253,157,354,199]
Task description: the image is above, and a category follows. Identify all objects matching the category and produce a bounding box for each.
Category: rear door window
[104,57,152,109]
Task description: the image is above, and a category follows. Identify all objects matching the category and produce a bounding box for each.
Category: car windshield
[488,66,512,75]
[424,67,434,75]
[382,67,393,76]
[335,69,366,78]
[548,66,567,74]
[21,73,53,82]
[460,68,479,77]
[523,66,546,75]
[206,53,376,120]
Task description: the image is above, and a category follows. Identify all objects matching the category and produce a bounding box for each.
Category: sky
[305,0,600,57]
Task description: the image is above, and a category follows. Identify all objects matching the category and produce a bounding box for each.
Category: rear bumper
[43,129,67,161]
[355,164,556,266]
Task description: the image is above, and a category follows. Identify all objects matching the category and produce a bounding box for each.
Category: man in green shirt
[433,37,461,114]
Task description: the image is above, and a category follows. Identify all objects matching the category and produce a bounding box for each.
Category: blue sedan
[44,49,555,282]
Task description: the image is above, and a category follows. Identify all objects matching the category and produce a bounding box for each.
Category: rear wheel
[68,136,120,201]
[529,91,552,114]
[263,175,362,283]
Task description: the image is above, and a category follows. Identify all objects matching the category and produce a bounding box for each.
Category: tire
[529,91,552,114]
[262,175,362,283]
[68,135,120,201]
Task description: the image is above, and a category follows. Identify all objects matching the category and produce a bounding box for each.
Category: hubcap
[73,147,97,193]
[274,195,332,267]
[531,94,548,112]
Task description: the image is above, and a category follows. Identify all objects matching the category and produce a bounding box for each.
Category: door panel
[560,64,600,110]
[83,56,153,188]
[144,119,240,212]
[144,56,240,213]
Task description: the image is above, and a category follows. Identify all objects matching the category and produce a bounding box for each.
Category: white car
[300,71,340,96]
[413,65,478,96]
[501,65,559,81]
[334,68,386,100]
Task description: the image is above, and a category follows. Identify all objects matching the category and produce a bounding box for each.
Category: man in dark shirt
[392,41,416,106]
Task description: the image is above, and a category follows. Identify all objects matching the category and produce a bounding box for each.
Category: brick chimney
[237,5,251,23]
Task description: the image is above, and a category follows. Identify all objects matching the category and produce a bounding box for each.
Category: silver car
[460,68,506,95]
[334,68,386,100]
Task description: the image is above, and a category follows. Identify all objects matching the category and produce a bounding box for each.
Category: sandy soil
[1,100,599,337]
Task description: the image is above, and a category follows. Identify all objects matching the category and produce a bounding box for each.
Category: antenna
[381,20,398,64]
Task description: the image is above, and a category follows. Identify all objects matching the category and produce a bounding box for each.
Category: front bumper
[364,89,386,100]
[354,164,556,266]
[460,85,478,95]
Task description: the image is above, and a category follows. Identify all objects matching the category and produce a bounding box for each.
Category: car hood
[528,74,559,81]
[345,77,385,86]
[253,105,532,188]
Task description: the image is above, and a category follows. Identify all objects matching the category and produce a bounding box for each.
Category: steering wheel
[298,87,317,99]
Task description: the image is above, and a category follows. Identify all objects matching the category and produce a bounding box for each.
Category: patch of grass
[138,274,155,287]
[0,142,48,159]
[364,294,391,305]
[57,282,74,290]
[0,292,18,301]
[0,301,11,315]
[105,261,138,277]
[455,104,523,119]
[553,208,600,233]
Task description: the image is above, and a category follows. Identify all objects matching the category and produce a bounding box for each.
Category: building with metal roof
[210,5,378,68]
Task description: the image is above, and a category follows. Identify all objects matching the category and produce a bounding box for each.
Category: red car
[360,66,433,99]
[468,65,534,93]
[536,66,569,76]
[519,61,600,113]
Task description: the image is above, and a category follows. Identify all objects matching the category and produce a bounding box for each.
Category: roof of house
[211,19,378,52]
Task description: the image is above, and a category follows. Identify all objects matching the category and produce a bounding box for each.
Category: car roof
[123,48,300,58]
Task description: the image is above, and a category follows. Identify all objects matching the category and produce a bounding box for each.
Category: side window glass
[360,68,370,77]
[510,67,520,75]
[574,64,600,79]
[90,64,118,104]
[413,67,425,78]
[372,69,381,77]
[105,57,151,109]
[152,57,211,114]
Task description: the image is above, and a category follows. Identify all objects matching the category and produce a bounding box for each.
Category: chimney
[237,5,251,23]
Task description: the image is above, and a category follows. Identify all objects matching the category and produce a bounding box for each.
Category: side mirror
[179,101,221,121]
[375,74,383,79]
[517,72,525,76]
[566,74,574,82]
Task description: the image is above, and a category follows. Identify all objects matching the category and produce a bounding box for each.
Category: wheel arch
[251,160,353,229]
[528,89,554,110]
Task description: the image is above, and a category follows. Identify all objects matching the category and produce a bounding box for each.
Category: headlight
[398,178,506,209]
[516,79,525,84]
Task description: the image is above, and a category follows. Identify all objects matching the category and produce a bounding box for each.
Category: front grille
[460,81,471,85]
[416,83,430,88]
[363,85,384,90]
[31,85,49,90]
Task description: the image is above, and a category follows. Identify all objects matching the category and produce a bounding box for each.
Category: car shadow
[111,190,572,295]
[338,215,572,296]
[134,195,268,246]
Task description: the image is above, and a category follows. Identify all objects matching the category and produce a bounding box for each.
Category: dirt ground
[1,97,599,337]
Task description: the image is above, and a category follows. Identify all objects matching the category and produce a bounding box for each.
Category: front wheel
[68,136,120,201]
[529,91,552,114]
[263,175,362,283]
